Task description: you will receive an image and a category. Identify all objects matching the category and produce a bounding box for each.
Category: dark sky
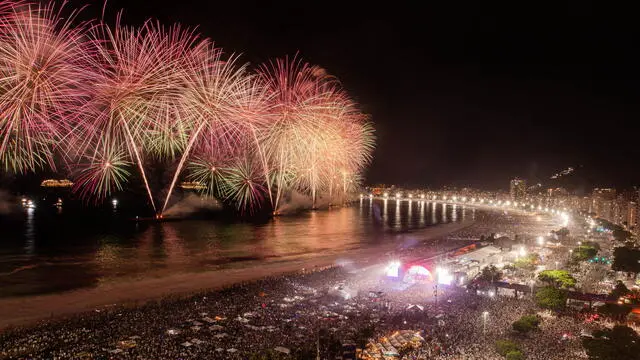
[72,0,640,190]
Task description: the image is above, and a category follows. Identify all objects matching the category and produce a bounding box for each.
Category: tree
[612,246,640,276]
[478,265,503,282]
[609,280,631,299]
[503,264,517,272]
[538,270,577,289]
[514,253,540,271]
[293,347,315,360]
[512,314,541,334]
[506,351,525,360]
[582,325,640,360]
[354,324,375,349]
[582,241,601,251]
[612,228,632,243]
[535,286,566,310]
[597,303,632,322]
[495,339,520,356]
[554,227,570,242]
[572,245,598,262]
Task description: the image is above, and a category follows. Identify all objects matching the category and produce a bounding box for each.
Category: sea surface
[0,199,474,297]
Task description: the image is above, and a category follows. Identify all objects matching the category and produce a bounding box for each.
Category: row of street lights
[361,193,572,218]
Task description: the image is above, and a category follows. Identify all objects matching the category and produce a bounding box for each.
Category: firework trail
[0,0,23,15]
[0,2,93,173]
[72,18,202,210]
[257,57,332,212]
[184,138,265,213]
[0,1,375,215]
[161,44,268,214]
[257,56,374,211]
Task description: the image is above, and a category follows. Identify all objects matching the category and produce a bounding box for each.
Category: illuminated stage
[384,261,453,285]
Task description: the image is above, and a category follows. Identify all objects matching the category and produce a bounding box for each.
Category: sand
[0,220,473,331]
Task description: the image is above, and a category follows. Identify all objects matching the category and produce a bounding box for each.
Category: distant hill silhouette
[530,165,594,196]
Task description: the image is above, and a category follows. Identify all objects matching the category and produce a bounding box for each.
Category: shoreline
[0,219,474,331]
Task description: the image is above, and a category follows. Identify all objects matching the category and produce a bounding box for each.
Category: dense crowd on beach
[0,269,593,360]
[0,209,629,359]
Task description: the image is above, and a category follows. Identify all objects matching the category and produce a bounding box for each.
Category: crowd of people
[0,209,625,359]
[409,293,588,360]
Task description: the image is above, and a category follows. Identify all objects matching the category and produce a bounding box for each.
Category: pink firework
[256,56,374,210]
[0,2,376,213]
[161,44,270,214]
[71,18,204,210]
[0,2,94,173]
[256,56,333,211]
[0,0,24,15]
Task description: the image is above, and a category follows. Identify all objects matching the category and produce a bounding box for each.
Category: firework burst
[71,19,203,209]
[218,157,266,213]
[0,1,374,214]
[256,56,374,210]
[72,143,131,201]
[0,2,93,173]
[161,44,269,213]
[185,153,230,198]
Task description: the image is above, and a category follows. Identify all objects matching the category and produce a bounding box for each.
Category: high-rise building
[613,196,626,225]
[592,188,616,221]
[510,178,527,201]
[627,201,637,231]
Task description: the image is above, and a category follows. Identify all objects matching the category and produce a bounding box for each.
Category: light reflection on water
[0,200,466,297]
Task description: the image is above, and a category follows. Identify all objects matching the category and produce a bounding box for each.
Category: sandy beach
[0,219,473,331]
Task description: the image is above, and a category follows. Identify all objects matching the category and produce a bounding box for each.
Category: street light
[483,311,489,334]
[530,280,535,297]
[519,246,527,257]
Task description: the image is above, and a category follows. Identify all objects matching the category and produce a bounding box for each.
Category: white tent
[274,346,291,354]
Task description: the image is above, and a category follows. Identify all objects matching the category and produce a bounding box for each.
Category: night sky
[72,0,640,190]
